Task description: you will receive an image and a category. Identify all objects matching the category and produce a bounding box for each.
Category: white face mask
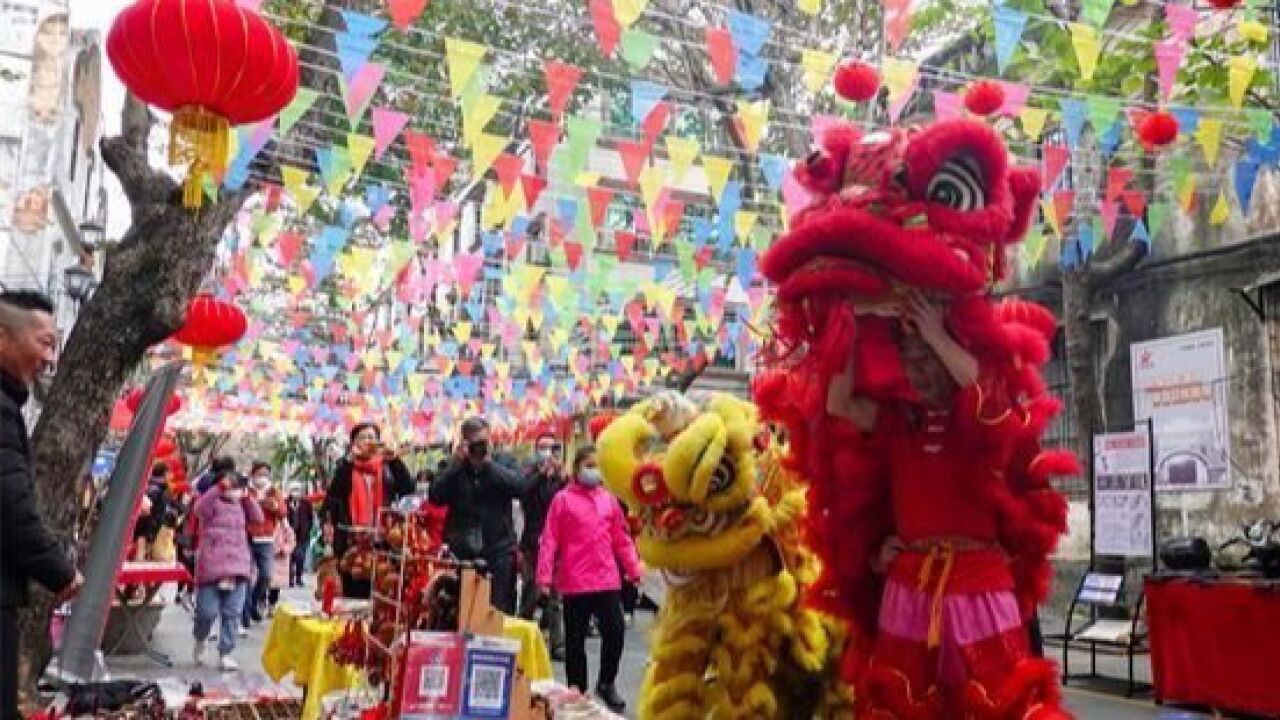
[251,476,271,490]
[224,488,245,502]
[578,469,603,487]
[537,449,553,460]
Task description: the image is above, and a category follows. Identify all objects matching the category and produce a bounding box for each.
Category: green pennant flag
[1082,0,1113,27]
[549,245,569,272]
[564,115,603,176]
[575,203,595,246]
[619,28,659,71]
[279,88,319,136]
[1168,155,1191,190]
[1147,202,1170,243]
[1246,108,1274,143]
[675,238,696,282]
[1085,95,1122,136]
[1022,225,1046,268]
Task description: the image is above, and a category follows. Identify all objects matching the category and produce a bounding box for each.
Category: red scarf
[349,456,384,527]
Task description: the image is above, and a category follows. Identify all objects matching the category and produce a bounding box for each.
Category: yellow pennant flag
[734,210,759,245]
[445,37,487,98]
[346,134,376,180]
[461,93,503,147]
[515,264,548,299]
[881,58,918,120]
[600,313,620,338]
[471,132,507,177]
[800,49,837,94]
[702,155,733,201]
[665,136,699,184]
[281,166,319,214]
[613,0,648,27]
[1040,197,1062,238]
[798,0,821,13]
[1239,19,1269,44]
[575,171,602,187]
[1070,24,1100,81]
[454,321,473,344]
[1210,190,1230,225]
[1019,108,1050,141]
[638,165,664,208]
[480,342,496,360]
[287,274,308,295]
[735,99,769,153]
[1228,55,1258,109]
[1196,118,1224,166]
[1177,174,1197,212]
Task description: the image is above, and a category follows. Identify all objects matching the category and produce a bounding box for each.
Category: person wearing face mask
[191,470,264,672]
[242,462,282,628]
[322,423,414,597]
[536,446,643,711]
[517,432,567,659]
[429,416,532,614]
[285,483,314,588]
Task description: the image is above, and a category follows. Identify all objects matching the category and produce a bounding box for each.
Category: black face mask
[468,440,490,460]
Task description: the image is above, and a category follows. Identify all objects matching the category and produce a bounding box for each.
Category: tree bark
[16,95,249,703]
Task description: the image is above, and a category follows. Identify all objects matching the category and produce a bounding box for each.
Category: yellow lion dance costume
[596,391,851,719]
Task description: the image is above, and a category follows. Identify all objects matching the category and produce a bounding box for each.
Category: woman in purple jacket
[192,471,263,671]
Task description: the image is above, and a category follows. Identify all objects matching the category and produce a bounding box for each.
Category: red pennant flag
[564,241,584,271]
[694,245,713,269]
[493,153,523,196]
[431,154,458,190]
[586,186,615,228]
[1052,190,1075,230]
[616,139,651,184]
[549,220,567,248]
[614,229,636,261]
[521,174,547,209]
[264,184,283,211]
[1121,189,1146,218]
[641,101,672,145]
[386,0,428,30]
[1105,166,1134,201]
[661,198,686,236]
[705,27,737,85]
[544,60,584,119]
[590,0,621,57]
[332,323,348,344]
[404,130,435,175]
[528,119,560,173]
[506,234,526,259]
[1041,144,1069,191]
[1098,200,1119,238]
[278,231,303,267]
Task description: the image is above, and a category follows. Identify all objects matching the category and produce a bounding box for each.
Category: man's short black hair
[151,462,169,478]
[251,461,271,475]
[211,456,236,474]
[0,290,54,314]
[460,416,489,439]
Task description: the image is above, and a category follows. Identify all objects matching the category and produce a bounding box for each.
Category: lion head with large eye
[760,120,1041,404]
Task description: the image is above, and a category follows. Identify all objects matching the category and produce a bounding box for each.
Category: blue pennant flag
[736,53,768,92]
[692,216,713,248]
[1058,98,1087,149]
[1078,221,1095,260]
[510,215,531,238]
[727,10,772,55]
[759,154,787,191]
[335,32,378,81]
[1129,219,1150,246]
[734,248,756,285]
[365,184,390,214]
[556,197,578,228]
[631,80,668,125]
[1098,121,1123,159]
[992,6,1028,75]
[1061,238,1080,269]
[482,231,503,256]
[653,260,672,282]
[1236,159,1261,213]
[341,10,387,37]
[1170,106,1200,138]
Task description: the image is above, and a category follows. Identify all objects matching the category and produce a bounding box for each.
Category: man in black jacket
[429,417,530,614]
[518,432,566,656]
[0,291,80,720]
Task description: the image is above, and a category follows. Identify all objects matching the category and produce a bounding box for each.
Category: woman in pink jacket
[537,445,642,712]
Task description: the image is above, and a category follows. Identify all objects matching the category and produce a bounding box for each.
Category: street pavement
[103,585,1211,719]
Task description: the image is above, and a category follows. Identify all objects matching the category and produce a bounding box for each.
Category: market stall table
[1146,574,1280,717]
[262,604,551,720]
[108,561,192,667]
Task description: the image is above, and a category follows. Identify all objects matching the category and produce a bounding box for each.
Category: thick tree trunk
[16,96,248,704]
[1063,269,1101,462]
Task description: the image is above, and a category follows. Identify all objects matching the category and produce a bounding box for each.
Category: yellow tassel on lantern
[169,107,230,209]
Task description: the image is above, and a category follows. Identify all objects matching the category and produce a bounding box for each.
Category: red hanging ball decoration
[833,61,881,103]
[1208,0,1243,8]
[588,413,617,442]
[964,80,1006,116]
[124,387,183,416]
[171,293,248,349]
[1137,111,1180,148]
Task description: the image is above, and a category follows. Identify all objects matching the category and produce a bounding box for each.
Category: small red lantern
[1136,111,1180,149]
[589,413,617,442]
[1208,0,1242,8]
[172,293,248,349]
[125,387,183,417]
[833,61,880,103]
[964,80,1006,116]
[106,0,299,208]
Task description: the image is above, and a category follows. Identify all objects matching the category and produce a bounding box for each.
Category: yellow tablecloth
[262,605,552,720]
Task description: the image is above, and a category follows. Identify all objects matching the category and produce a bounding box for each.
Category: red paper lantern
[171,293,248,349]
[833,61,881,103]
[106,0,299,207]
[964,81,1006,116]
[124,387,183,417]
[1208,0,1242,8]
[1137,111,1180,149]
[588,413,617,442]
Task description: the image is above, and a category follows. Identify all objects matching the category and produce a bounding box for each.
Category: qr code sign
[419,666,448,698]
[468,665,507,709]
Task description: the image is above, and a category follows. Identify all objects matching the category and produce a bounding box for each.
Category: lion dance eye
[926,157,985,211]
[708,456,736,494]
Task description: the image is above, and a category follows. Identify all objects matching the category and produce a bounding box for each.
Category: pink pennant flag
[454,252,484,295]
[884,0,913,51]
[782,172,814,219]
[1098,200,1119,238]
[1041,144,1069,191]
[371,107,410,160]
[431,154,458,191]
[590,0,621,57]
[278,231,303,266]
[1153,40,1184,103]
[528,119,561,171]
[810,114,846,146]
[1165,4,1197,43]
[997,81,1030,116]
[1106,166,1134,201]
[933,91,963,121]
[343,63,386,122]
[372,204,394,232]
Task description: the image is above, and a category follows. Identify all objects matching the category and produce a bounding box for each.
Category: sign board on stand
[1092,428,1155,559]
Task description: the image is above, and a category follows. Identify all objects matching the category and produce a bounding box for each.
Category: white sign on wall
[1092,430,1153,558]
[1130,328,1230,491]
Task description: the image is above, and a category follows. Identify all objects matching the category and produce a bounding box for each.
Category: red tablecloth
[1146,576,1280,716]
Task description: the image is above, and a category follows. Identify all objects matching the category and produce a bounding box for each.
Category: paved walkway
[102,585,1207,719]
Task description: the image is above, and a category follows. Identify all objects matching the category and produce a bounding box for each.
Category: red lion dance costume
[753,116,1079,719]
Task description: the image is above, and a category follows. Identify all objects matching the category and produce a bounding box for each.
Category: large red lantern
[106,0,299,208]
[172,293,248,349]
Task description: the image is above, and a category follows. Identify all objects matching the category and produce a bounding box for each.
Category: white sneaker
[193,640,208,666]
[218,655,239,672]
[238,626,248,638]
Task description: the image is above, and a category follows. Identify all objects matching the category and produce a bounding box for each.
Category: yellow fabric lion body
[597,392,851,719]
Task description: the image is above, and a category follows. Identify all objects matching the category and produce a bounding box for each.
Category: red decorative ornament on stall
[1207,0,1243,8]
[106,0,299,208]
[1137,111,1180,149]
[964,80,1006,116]
[124,386,183,417]
[171,293,248,349]
[833,60,881,102]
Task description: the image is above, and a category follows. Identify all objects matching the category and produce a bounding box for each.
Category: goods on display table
[264,509,551,719]
[1146,574,1280,717]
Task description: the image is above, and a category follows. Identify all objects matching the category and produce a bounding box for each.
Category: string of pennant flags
[166,0,1280,441]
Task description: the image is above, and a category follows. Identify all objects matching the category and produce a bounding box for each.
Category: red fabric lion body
[753,119,1077,718]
